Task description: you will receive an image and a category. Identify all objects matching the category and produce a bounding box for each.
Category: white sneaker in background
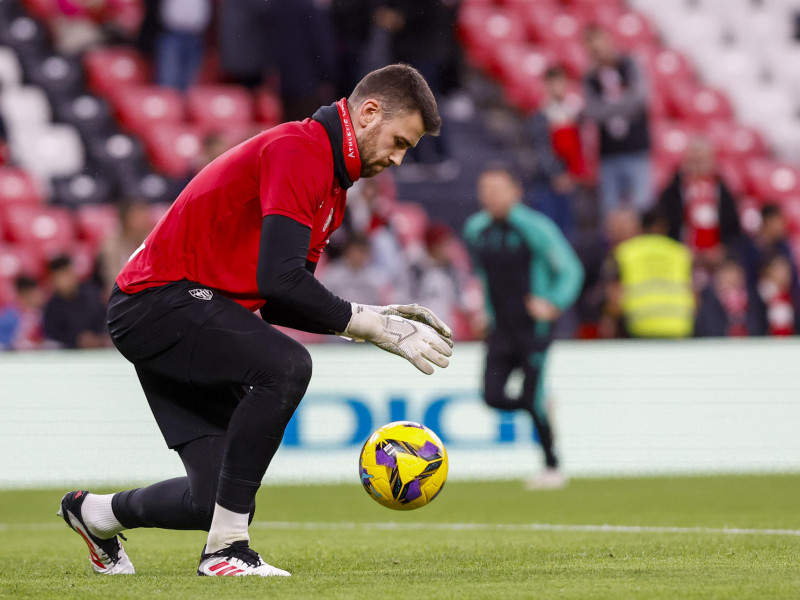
[524,468,569,491]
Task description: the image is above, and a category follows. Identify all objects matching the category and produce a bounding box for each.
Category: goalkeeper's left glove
[362,303,453,339]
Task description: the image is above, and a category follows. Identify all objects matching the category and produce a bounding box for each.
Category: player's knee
[191,494,216,530]
[275,342,312,400]
[483,387,508,410]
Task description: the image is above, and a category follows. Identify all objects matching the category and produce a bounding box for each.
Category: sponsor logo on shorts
[189,288,213,301]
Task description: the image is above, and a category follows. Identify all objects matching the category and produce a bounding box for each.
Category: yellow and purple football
[358,421,448,511]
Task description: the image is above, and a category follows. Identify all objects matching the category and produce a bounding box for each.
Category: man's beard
[358,124,389,178]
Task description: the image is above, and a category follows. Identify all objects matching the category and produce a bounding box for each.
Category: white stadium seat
[659,13,725,55]
[0,46,22,88]
[10,124,85,181]
[0,85,51,133]
[694,47,763,90]
[729,84,795,133]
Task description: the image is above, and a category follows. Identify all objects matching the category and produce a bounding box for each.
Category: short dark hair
[14,275,38,293]
[349,64,441,136]
[545,65,567,80]
[47,254,72,273]
[478,160,523,186]
[641,207,668,231]
[761,204,782,221]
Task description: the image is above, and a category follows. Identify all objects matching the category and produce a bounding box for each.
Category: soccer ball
[358,421,448,510]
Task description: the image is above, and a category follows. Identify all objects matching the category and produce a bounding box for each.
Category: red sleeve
[259,136,331,227]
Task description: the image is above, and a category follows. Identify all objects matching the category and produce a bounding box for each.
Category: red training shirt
[117,99,362,312]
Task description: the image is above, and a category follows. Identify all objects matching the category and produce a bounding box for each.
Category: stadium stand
[2,0,800,344]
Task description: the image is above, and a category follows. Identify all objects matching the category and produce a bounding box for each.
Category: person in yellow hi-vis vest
[606,208,695,338]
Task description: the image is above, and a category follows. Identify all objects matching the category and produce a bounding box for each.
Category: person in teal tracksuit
[463,163,584,488]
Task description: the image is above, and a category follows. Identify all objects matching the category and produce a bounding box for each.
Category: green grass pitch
[1,474,799,599]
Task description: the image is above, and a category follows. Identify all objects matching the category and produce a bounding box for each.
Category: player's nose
[388,149,406,167]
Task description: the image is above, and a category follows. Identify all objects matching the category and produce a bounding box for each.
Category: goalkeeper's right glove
[339,303,453,375]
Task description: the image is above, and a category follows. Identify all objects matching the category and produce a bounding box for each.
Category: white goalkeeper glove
[362,303,453,339]
[340,303,453,375]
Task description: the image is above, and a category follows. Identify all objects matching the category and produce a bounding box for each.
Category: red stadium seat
[705,121,768,163]
[0,167,44,206]
[536,11,585,47]
[717,157,747,199]
[515,1,559,42]
[607,11,658,51]
[256,89,283,126]
[668,84,734,128]
[744,159,800,202]
[140,123,205,178]
[0,276,14,308]
[494,43,553,112]
[187,85,255,131]
[22,0,59,20]
[781,198,800,236]
[389,202,429,248]
[112,85,185,136]
[0,243,45,280]
[75,203,120,249]
[549,38,592,79]
[83,46,150,99]
[458,6,527,72]
[641,48,696,92]
[651,120,695,171]
[1,205,76,249]
[68,241,96,280]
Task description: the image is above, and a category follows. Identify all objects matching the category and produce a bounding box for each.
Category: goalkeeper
[56,65,452,578]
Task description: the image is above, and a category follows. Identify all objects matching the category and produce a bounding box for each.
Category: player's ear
[358,99,381,128]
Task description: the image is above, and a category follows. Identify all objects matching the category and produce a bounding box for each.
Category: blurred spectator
[583,25,652,216]
[576,208,641,336]
[735,204,800,298]
[659,136,742,265]
[346,177,411,298]
[321,234,392,307]
[525,65,586,239]
[695,257,766,338]
[374,0,459,165]
[52,0,108,55]
[219,0,337,120]
[409,222,465,332]
[604,208,694,338]
[331,0,378,98]
[0,276,46,351]
[44,255,109,349]
[155,0,212,91]
[757,253,799,336]
[96,199,153,296]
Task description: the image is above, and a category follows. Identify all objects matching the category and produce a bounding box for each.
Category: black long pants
[107,281,312,530]
[483,333,558,469]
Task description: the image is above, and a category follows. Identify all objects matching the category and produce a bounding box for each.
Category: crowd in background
[531,26,800,339]
[1,0,799,351]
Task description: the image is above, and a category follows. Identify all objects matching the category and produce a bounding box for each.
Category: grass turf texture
[1,475,799,599]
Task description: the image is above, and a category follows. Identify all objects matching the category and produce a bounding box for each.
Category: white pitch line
[252,521,800,537]
[4,521,800,537]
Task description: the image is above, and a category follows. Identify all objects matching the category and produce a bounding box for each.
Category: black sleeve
[658,173,684,242]
[717,179,742,244]
[257,214,353,334]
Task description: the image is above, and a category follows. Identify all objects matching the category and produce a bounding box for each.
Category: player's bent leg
[522,350,568,490]
[183,310,312,569]
[483,338,519,411]
[57,490,135,575]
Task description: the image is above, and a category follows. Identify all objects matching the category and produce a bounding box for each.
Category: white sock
[206,504,250,554]
[82,493,125,539]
